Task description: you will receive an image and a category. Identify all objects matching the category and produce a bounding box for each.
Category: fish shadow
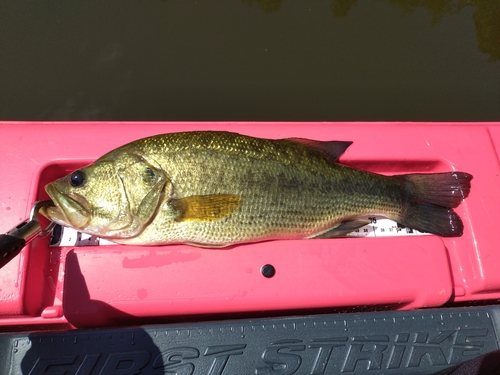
[19,252,164,374]
[63,249,137,328]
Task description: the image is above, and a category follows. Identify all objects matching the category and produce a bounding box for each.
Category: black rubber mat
[1,306,499,374]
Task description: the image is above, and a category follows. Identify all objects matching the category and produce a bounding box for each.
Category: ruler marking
[49,216,429,247]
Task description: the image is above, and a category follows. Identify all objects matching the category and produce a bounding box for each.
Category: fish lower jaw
[39,206,70,226]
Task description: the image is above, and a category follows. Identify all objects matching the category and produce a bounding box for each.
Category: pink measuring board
[0,122,499,329]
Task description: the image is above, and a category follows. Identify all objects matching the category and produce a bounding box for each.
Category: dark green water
[1,0,499,121]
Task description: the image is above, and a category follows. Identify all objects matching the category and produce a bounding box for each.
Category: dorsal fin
[285,138,353,161]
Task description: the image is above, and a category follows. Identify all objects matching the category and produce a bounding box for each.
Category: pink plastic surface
[0,122,499,328]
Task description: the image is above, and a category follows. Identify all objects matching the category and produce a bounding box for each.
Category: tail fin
[394,172,472,237]
[399,203,464,237]
[396,172,472,208]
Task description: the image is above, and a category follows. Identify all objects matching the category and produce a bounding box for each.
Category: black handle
[0,234,26,269]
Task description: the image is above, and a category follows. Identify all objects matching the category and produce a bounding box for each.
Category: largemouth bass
[41,131,472,247]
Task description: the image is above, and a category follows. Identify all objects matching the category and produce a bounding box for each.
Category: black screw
[261,264,275,278]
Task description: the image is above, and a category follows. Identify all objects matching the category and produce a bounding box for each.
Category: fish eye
[70,170,86,187]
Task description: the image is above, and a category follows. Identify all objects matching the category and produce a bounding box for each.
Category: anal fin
[311,220,370,238]
[186,242,231,248]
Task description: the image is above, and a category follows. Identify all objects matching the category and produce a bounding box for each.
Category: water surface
[1,0,499,121]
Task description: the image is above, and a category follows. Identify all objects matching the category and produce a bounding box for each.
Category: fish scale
[107,136,405,242]
[41,131,472,246]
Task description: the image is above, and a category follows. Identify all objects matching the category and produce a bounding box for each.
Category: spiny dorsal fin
[285,138,353,161]
[171,194,241,222]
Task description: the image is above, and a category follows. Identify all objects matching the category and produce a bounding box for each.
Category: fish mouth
[41,184,91,229]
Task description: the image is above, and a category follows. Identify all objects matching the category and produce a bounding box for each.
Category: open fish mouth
[41,184,91,229]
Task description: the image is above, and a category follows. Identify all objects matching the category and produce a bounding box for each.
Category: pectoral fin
[171,194,241,222]
[311,220,370,238]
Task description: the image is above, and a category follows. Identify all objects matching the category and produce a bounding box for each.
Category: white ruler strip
[50,227,117,247]
[49,216,428,247]
[344,217,428,237]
